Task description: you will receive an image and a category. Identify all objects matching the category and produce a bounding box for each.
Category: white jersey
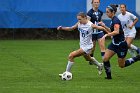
[118,11,137,37]
[78,21,93,49]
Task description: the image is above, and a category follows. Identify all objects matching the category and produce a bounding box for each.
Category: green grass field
[0,40,140,93]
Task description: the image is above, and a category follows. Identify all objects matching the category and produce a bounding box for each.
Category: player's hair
[107,4,118,13]
[91,0,100,4]
[77,12,87,18]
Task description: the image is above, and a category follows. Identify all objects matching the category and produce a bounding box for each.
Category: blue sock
[125,57,138,67]
[104,61,112,79]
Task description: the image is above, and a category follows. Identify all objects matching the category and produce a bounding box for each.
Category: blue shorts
[108,41,128,58]
[92,32,104,41]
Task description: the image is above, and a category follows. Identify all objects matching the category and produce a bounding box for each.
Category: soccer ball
[61,71,72,81]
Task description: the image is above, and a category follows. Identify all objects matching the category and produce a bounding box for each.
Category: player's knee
[68,53,74,60]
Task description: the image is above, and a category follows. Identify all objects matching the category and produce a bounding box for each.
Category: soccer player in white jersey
[57,12,108,76]
[118,4,140,57]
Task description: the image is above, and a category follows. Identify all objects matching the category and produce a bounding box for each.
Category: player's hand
[57,26,62,30]
[128,25,133,29]
[98,22,105,27]
[100,34,107,42]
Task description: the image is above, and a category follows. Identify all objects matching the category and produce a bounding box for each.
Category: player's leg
[125,37,133,48]
[84,54,103,75]
[90,40,96,57]
[125,55,140,67]
[126,37,136,57]
[118,55,140,68]
[90,34,97,57]
[82,45,103,75]
[83,45,100,66]
[97,32,106,59]
[117,41,140,68]
[103,49,115,79]
[89,40,96,65]
[65,48,85,72]
[103,43,116,79]
[126,35,140,56]
[117,41,128,68]
[59,48,85,77]
[84,54,100,66]
[89,34,97,65]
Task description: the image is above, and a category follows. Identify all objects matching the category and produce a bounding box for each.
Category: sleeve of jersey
[87,10,92,17]
[114,18,120,25]
[129,13,137,20]
[113,19,121,28]
[113,19,123,33]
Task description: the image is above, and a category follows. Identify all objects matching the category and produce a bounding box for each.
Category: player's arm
[57,22,78,31]
[98,22,111,33]
[91,24,110,34]
[129,17,138,29]
[103,24,120,38]
[129,13,139,29]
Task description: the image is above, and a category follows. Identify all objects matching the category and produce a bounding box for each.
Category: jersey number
[82,33,85,37]
[82,31,89,38]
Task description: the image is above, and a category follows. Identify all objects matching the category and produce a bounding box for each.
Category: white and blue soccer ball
[61,71,72,81]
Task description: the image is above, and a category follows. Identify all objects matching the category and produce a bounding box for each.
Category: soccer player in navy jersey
[99,4,140,79]
[87,0,105,63]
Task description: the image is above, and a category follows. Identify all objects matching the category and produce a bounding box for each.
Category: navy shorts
[92,32,104,40]
[108,41,128,58]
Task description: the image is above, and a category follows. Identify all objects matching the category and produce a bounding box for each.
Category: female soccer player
[57,12,108,76]
[99,5,140,79]
[87,0,105,63]
[118,4,140,57]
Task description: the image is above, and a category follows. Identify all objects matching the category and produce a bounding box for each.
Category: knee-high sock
[66,61,74,72]
[91,57,101,66]
[125,56,138,67]
[130,44,138,50]
[104,61,112,78]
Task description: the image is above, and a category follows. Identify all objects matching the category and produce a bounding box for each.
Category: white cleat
[97,63,103,75]
[59,74,63,77]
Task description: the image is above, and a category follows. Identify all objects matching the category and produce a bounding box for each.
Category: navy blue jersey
[87,9,103,23]
[110,16,125,45]
[87,9,103,34]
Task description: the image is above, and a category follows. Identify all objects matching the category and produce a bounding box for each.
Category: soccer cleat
[59,73,63,77]
[136,48,140,55]
[97,63,103,75]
